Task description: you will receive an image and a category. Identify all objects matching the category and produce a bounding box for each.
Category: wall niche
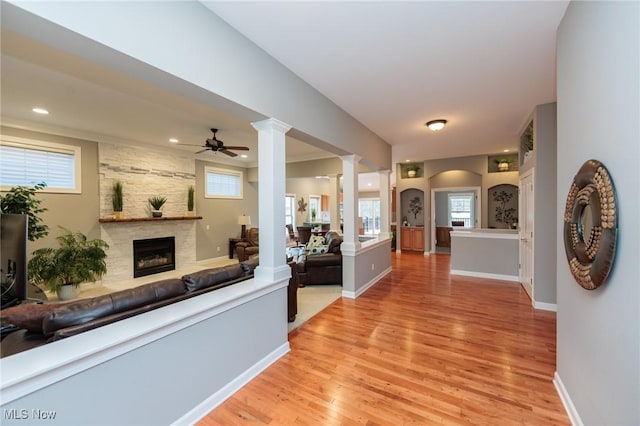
[488,184,518,229]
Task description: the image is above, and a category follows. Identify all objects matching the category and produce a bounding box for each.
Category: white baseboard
[553,371,583,426]
[450,269,519,282]
[342,266,392,299]
[534,301,557,312]
[175,341,290,425]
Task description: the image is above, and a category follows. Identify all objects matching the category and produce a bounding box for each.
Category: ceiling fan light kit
[178,128,249,157]
[426,119,447,131]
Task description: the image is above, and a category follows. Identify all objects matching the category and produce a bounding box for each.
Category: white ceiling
[1,1,569,191]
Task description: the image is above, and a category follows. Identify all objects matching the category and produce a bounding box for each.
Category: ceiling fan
[184,128,249,157]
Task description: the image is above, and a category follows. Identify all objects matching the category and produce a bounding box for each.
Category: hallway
[200,252,568,425]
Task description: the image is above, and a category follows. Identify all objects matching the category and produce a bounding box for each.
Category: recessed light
[240,154,248,158]
[405,159,410,162]
[367,183,372,187]
[426,119,447,131]
[32,107,49,115]
[503,149,510,152]
[169,138,179,143]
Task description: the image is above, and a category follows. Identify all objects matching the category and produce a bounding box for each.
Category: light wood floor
[199,252,569,425]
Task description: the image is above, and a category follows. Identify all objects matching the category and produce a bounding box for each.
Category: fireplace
[133,237,175,278]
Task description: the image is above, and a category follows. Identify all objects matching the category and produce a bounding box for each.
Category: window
[285,194,296,227]
[0,136,81,193]
[204,166,243,199]
[448,193,474,227]
[359,198,380,235]
[309,195,320,221]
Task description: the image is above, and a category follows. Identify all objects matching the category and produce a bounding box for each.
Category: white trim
[0,135,82,193]
[553,371,584,426]
[342,266,391,299]
[450,269,519,282]
[534,301,557,312]
[342,236,390,257]
[450,230,519,239]
[174,341,290,425]
[0,278,286,404]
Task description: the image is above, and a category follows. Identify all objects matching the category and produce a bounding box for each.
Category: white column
[341,155,361,253]
[251,118,292,284]
[378,169,391,240]
[329,174,341,232]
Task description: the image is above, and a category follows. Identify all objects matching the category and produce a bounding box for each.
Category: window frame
[0,136,82,194]
[204,166,243,199]
[285,193,296,228]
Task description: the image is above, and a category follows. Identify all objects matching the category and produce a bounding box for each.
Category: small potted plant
[112,180,124,219]
[185,185,195,217]
[406,164,420,178]
[311,208,317,222]
[28,227,109,300]
[148,196,167,218]
[495,158,511,172]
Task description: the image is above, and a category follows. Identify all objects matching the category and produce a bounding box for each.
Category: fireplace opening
[133,237,175,278]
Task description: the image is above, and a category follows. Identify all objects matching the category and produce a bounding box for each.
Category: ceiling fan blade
[177,143,205,147]
[220,149,237,157]
[223,146,249,151]
[195,148,209,154]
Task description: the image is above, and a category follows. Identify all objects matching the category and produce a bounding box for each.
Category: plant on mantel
[112,180,124,219]
[186,185,195,216]
[148,196,167,218]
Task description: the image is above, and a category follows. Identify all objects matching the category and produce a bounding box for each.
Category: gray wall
[0,126,100,253]
[556,2,639,424]
[0,287,287,425]
[450,235,518,277]
[195,160,258,261]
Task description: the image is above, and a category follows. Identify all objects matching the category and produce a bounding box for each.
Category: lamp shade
[238,215,251,225]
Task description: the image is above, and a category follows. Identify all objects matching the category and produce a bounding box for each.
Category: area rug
[288,285,342,332]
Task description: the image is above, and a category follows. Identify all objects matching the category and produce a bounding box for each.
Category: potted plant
[148,196,167,217]
[311,208,317,222]
[28,227,109,300]
[112,180,124,219]
[0,182,49,241]
[406,164,420,178]
[494,158,512,172]
[185,185,195,217]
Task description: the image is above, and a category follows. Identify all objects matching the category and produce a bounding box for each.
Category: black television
[1,214,28,308]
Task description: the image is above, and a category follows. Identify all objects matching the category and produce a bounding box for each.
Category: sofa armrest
[303,253,342,268]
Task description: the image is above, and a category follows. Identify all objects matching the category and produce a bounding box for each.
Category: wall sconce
[238,214,251,239]
[426,119,447,131]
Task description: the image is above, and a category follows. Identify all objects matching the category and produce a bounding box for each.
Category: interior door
[519,169,534,301]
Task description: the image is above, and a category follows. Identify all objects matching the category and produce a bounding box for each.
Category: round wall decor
[563,160,617,290]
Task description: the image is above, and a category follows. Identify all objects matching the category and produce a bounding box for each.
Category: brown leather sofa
[295,231,343,286]
[1,259,298,357]
[236,227,259,261]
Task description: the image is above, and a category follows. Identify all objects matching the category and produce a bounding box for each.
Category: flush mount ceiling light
[426,119,447,131]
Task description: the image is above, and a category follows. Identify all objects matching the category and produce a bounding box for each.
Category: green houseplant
[0,182,49,241]
[112,180,124,219]
[148,196,167,217]
[406,164,420,178]
[28,227,109,300]
[186,185,195,216]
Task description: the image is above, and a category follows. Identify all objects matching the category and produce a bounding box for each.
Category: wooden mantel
[99,216,203,223]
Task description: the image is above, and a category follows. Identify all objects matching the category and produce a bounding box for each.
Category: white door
[519,169,534,301]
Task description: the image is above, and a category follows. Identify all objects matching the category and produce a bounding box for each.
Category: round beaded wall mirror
[563,159,617,290]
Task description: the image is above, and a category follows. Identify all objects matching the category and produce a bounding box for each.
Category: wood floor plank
[198,252,569,425]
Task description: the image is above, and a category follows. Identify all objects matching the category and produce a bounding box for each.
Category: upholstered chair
[236,228,259,261]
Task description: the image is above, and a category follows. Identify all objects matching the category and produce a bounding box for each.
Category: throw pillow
[2,302,70,334]
[308,245,329,254]
[306,235,325,251]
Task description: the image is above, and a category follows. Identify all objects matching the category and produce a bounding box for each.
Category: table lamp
[238,215,251,239]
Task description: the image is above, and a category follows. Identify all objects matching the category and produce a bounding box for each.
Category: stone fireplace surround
[98,142,197,283]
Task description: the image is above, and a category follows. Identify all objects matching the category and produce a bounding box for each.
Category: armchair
[236,228,259,262]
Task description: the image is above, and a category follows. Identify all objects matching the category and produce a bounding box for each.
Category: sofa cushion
[1,302,70,333]
[182,264,244,292]
[325,232,343,254]
[42,278,185,336]
[240,258,259,274]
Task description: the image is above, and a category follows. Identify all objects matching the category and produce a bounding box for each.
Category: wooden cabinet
[436,227,453,248]
[400,226,424,252]
[321,194,329,211]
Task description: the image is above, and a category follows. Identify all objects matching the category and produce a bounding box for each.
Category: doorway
[430,187,481,253]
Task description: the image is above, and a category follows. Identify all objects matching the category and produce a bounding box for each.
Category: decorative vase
[113,211,125,220]
[408,170,417,178]
[185,211,196,217]
[152,210,162,218]
[498,162,509,172]
[57,284,79,301]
